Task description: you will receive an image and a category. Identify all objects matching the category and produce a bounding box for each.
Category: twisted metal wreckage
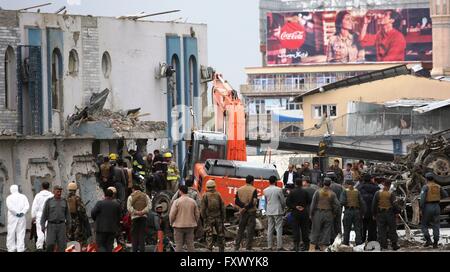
[369,129,450,235]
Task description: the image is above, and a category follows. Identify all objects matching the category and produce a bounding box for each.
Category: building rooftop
[294,65,411,102]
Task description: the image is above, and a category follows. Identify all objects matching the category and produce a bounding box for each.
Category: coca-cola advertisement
[266,8,432,65]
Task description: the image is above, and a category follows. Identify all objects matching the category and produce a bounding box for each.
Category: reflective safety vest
[133,160,146,176]
[167,166,180,181]
[426,182,441,202]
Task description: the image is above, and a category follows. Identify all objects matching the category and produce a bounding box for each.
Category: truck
[184,73,283,217]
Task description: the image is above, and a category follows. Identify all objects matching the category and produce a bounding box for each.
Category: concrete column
[431,0,450,77]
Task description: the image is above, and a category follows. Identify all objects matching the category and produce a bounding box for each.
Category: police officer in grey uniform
[309,178,340,251]
[340,179,366,246]
[420,172,448,248]
[372,179,400,251]
[327,172,344,243]
[41,185,71,252]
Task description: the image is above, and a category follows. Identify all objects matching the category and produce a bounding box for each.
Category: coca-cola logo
[279,21,305,49]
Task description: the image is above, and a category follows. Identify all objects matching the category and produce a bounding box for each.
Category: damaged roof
[294,64,410,102]
[413,99,450,114]
[384,99,440,108]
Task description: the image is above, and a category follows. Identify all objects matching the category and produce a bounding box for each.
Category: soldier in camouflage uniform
[200,180,226,252]
[66,182,91,245]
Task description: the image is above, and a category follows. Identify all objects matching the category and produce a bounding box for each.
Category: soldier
[66,182,91,245]
[234,175,258,251]
[201,180,226,252]
[309,178,340,251]
[326,172,344,244]
[41,185,71,252]
[340,179,366,246]
[420,172,448,248]
[372,179,400,250]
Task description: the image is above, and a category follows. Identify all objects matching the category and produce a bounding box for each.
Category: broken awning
[413,98,450,114]
[272,110,303,123]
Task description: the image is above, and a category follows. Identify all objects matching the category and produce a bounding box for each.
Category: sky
[0,0,261,87]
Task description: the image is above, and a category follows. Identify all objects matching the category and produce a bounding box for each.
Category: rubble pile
[66,89,166,133]
[0,129,15,136]
[89,109,167,132]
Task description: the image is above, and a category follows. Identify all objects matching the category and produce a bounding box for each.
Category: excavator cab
[184,130,227,178]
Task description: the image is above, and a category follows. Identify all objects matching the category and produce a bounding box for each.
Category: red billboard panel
[266,9,432,65]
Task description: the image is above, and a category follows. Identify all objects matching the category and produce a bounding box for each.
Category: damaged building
[0,9,210,231]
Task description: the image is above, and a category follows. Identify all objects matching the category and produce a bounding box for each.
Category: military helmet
[206,180,216,189]
[107,186,117,194]
[67,182,78,191]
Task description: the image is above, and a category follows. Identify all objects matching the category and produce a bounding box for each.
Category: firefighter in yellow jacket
[164,152,180,193]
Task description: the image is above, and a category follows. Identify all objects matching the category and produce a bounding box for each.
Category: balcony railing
[240,84,311,94]
[302,109,450,137]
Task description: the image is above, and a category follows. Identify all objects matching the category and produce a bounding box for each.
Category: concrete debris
[67,89,167,133]
[89,109,167,132]
[0,129,15,136]
[67,89,110,126]
[353,244,365,252]
[365,241,381,251]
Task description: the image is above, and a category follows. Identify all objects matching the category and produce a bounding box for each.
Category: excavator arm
[212,73,247,161]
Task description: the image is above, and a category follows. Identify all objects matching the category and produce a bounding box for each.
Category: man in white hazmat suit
[31,181,54,251]
[6,184,30,252]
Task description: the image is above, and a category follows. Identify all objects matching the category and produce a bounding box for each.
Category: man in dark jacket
[91,189,122,252]
[283,165,298,189]
[298,162,311,180]
[286,178,311,251]
[110,160,127,207]
[329,159,344,184]
[310,163,323,185]
[356,173,379,242]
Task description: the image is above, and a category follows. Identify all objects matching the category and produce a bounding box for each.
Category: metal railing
[240,84,311,94]
[302,109,450,137]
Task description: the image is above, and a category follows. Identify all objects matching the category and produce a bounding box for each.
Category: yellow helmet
[67,182,78,191]
[109,153,118,161]
[163,152,172,158]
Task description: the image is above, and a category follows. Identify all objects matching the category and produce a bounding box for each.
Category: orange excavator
[186,72,283,213]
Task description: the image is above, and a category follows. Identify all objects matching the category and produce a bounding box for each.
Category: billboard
[266,8,432,65]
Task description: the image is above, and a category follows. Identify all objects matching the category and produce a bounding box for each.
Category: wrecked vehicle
[369,129,450,227]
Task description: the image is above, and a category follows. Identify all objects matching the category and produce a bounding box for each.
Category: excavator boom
[212,73,246,161]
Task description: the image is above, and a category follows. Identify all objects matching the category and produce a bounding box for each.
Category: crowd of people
[4,154,448,252]
[276,160,448,251]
